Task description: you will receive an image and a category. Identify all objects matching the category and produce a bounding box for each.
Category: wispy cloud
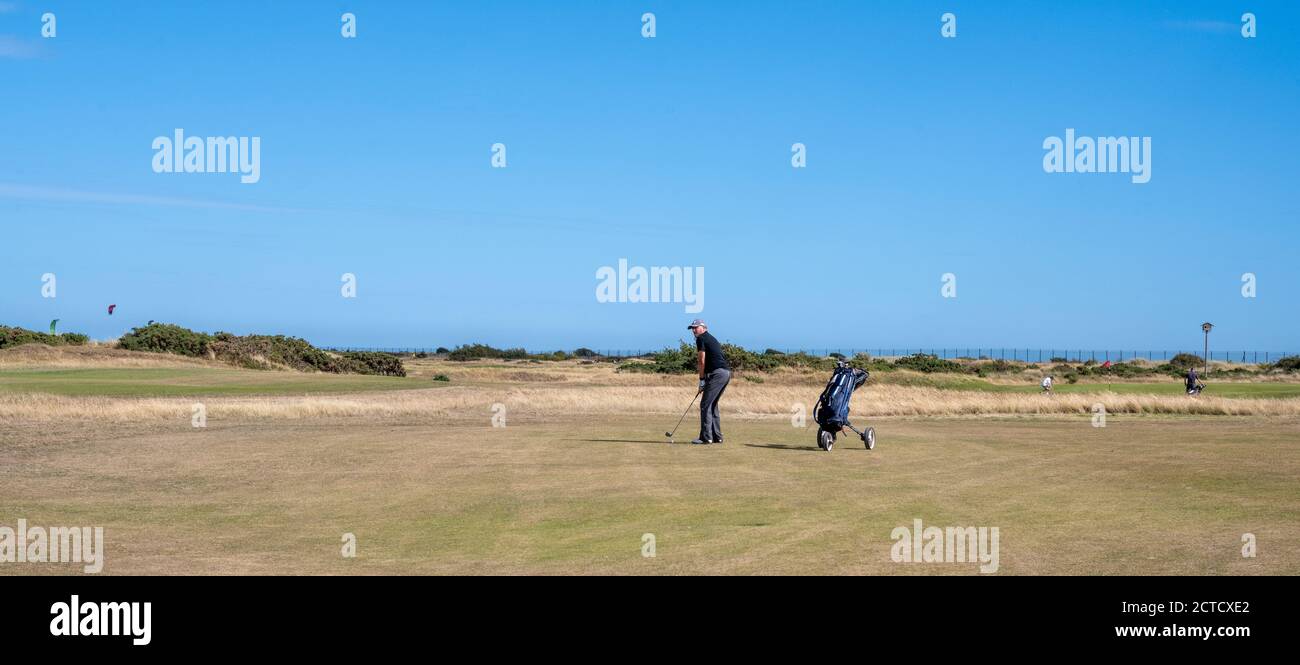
[0,34,42,59]
[0,183,314,214]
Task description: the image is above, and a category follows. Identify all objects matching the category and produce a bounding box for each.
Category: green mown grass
[4,365,1296,398]
[1006,381,1300,399]
[0,368,434,397]
[894,375,1300,399]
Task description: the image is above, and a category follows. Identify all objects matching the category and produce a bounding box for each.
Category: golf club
[665,389,703,441]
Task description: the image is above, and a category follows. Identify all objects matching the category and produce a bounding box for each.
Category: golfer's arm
[698,351,706,379]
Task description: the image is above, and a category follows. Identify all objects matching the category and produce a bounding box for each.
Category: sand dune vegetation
[0,341,225,369]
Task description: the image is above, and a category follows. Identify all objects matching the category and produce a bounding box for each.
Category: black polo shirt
[695,331,730,373]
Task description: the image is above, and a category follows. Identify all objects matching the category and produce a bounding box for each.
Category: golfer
[688,319,730,445]
[1186,366,1200,394]
[1041,375,1054,395]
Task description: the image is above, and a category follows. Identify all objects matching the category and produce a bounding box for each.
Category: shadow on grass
[744,442,818,452]
[573,438,673,445]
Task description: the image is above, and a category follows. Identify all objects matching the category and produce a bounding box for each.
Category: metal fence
[720,349,1298,364]
[323,346,1297,364]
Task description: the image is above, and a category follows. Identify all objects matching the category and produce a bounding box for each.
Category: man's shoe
[691,438,711,445]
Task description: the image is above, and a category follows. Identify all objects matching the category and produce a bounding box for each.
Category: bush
[435,347,450,354]
[337,351,407,377]
[618,342,697,374]
[721,344,783,372]
[205,334,346,372]
[1093,361,1151,378]
[623,344,876,374]
[432,374,450,382]
[780,351,834,370]
[118,323,213,357]
[446,344,498,361]
[971,359,1017,376]
[1272,356,1300,372]
[1168,353,1203,370]
[572,347,598,358]
[893,353,965,374]
[118,323,405,375]
[0,325,91,349]
[446,343,566,362]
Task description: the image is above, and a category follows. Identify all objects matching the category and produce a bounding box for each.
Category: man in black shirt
[688,319,731,444]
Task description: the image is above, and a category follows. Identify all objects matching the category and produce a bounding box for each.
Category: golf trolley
[1187,380,1206,396]
[813,360,876,452]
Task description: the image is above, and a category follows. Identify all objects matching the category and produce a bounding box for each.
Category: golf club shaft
[668,389,702,437]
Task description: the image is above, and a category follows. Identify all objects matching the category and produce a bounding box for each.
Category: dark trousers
[700,368,731,441]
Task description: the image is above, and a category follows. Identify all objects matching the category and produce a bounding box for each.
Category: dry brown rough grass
[3,382,1298,425]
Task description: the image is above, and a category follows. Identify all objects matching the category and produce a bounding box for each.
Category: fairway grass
[7,365,1293,399]
[2,414,1295,575]
[0,367,432,397]
[3,355,1298,575]
[942,378,1300,399]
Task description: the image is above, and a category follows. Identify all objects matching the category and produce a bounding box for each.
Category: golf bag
[813,361,876,452]
[1187,381,1205,395]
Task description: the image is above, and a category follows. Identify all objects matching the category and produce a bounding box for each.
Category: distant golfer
[1041,375,1054,395]
[1186,367,1201,394]
[688,319,730,445]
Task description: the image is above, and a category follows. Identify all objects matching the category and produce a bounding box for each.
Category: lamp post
[1201,322,1214,376]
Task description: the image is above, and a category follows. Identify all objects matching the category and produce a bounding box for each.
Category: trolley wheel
[863,427,876,450]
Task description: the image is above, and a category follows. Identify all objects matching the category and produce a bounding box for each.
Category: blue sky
[2,1,1297,351]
